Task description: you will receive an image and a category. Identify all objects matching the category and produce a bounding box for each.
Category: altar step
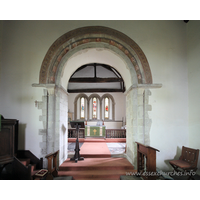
[79,142,111,158]
[58,157,136,180]
[68,138,126,143]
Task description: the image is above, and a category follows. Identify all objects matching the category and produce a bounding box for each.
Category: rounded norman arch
[36,26,157,168]
[39,26,152,85]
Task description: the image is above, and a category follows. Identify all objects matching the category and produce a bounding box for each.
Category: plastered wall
[0,20,191,170]
[187,21,200,169]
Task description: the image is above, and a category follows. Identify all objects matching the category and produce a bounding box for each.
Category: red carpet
[58,157,136,180]
[57,141,134,180]
[80,142,111,158]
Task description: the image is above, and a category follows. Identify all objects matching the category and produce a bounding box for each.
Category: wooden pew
[45,150,59,180]
[136,142,159,180]
[169,146,199,180]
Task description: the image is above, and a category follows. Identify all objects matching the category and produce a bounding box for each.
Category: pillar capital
[125,83,162,95]
[46,86,55,95]
[32,83,56,95]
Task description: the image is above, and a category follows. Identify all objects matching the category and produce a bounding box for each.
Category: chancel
[0,20,200,180]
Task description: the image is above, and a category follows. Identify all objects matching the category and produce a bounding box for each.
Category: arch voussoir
[39,26,152,85]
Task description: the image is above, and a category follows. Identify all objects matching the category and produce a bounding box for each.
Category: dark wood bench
[169,146,199,180]
[45,150,59,180]
[136,142,160,180]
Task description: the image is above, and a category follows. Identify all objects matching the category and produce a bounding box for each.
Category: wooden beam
[69,77,123,83]
[68,88,124,93]
[94,63,96,78]
[71,64,88,77]
[101,64,121,78]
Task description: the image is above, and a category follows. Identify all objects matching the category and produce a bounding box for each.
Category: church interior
[1,19,200,186]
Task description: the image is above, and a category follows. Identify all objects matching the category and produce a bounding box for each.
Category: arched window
[80,97,85,119]
[92,97,97,119]
[105,97,109,119]
[89,94,100,120]
[74,94,88,120]
[74,94,115,121]
[101,94,115,121]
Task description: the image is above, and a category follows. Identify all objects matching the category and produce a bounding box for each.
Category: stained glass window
[80,97,84,118]
[93,97,97,119]
[105,97,109,118]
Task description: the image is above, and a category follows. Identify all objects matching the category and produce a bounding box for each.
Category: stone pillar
[46,86,56,154]
[55,86,68,165]
[125,86,153,168]
[137,88,145,144]
[143,89,152,146]
[35,85,56,168]
[37,89,48,168]
[126,87,138,167]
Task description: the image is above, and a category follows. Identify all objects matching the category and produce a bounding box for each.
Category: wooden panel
[136,142,159,180]
[138,145,147,155]
[68,88,124,93]
[146,148,156,172]
[0,126,14,165]
[0,118,18,165]
[69,77,123,83]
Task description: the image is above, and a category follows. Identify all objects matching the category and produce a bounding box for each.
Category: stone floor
[106,143,126,154]
[68,142,126,156]
[68,142,84,154]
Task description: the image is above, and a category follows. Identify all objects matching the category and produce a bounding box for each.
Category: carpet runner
[80,142,111,158]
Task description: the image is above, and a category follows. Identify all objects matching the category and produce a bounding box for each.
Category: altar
[85,125,106,137]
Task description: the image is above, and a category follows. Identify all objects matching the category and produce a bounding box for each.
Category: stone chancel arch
[34,26,161,168]
[39,26,153,86]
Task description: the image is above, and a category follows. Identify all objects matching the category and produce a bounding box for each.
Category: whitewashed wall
[0,20,191,171]
[187,21,200,170]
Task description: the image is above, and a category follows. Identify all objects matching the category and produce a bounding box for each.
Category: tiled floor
[68,142,125,155]
[106,143,126,154]
[68,142,84,154]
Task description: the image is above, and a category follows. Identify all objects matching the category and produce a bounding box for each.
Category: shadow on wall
[62,124,66,134]
[62,124,67,162]
[164,146,182,171]
[18,124,27,150]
